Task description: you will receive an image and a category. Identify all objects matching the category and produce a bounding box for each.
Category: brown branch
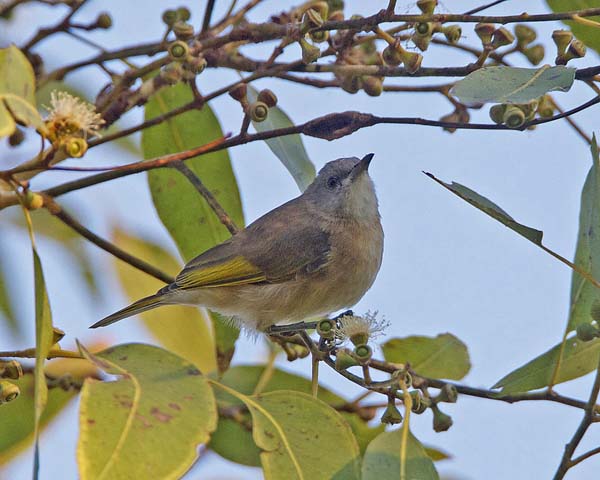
[44,198,174,284]
[172,162,239,235]
[201,0,217,33]
[553,356,600,479]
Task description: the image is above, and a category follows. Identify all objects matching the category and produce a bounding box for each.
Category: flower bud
[335,348,360,370]
[400,50,423,74]
[536,95,554,118]
[437,384,458,403]
[176,6,191,21]
[96,12,112,29]
[362,76,383,97]
[432,405,453,432]
[317,318,335,339]
[173,21,194,40]
[415,22,433,36]
[576,322,599,342]
[552,30,573,55]
[380,402,403,425]
[64,137,88,158]
[382,45,403,66]
[299,37,321,64]
[309,30,329,43]
[523,44,544,65]
[443,25,462,44]
[257,89,278,108]
[0,360,23,380]
[503,104,526,129]
[162,9,178,26]
[411,32,431,51]
[489,104,506,124]
[410,391,430,414]
[160,64,183,84]
[229,83,248,103]
[416,0,437,15]
[0,381,19,404]
[340,74,362,94]
[491,27,515,49]
[24,190,44,210]
[564,40,586,62]
[475,23,495,45]
[302,9,324,31]
[353,343,372,363]
[168,40,189,61]
[249,101,269,122]
[185,56,207,74]
[514,24,536,48]
[8,128,24,147]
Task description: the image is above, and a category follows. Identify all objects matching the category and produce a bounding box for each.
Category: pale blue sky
[1,1,599,479]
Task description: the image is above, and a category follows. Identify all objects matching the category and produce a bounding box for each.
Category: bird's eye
[326,176,341,189]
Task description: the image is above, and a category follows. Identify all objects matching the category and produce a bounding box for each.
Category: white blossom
[335,311,389,344]
[45,90,104,140]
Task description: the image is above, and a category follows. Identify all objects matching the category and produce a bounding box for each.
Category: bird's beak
[351,153,374,179]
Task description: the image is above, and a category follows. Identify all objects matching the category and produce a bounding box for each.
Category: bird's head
[304,153,379,221]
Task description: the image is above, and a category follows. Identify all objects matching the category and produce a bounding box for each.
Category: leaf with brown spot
[77,343,217,480]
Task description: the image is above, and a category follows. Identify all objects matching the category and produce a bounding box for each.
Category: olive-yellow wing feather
[175,254,266,288]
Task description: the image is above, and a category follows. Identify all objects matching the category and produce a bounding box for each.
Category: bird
[91,154,383,332]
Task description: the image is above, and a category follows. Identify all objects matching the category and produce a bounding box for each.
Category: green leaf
[247,86,316,191]
[0,354,100,465]
[493,334,600,393]
[425,172,544,245]
[32,247,54,478]
[0,45,45,137]
[450,65,575,104]
[214,384,361,480]
[143,83,244,373]
[423,445,451,462]
[0,248,18,335]
[547,1,600,54]
[362,429,439,480]
[567,136,600,331]
[111,228,217,374]
[0,375,73,465]
[210,365,382,466]
[382,333,471,380]
[77,343,217,480]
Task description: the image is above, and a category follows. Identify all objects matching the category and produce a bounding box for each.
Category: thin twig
[172,162,239,235]
[201,0,217,33]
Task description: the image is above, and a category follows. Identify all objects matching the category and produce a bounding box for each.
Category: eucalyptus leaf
[213,385,361,480]
[451,65,575,105]
[382,333,471,380]
[210,365,382,466]
[547,1,600,54]
[143,83,244,373]
[567,136,600,331]
[0,45,45,137]
[247,85,316,191]
[362,429,439,480]
[493,335,600,393]
[0,248,18,335]
[112,228,217,374]
[77,343,217,480]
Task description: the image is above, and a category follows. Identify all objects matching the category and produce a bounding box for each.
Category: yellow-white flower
[336,311,389,345]
[44,91,104,141]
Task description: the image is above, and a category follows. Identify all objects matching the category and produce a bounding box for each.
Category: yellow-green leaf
[567,136,600,330]
[362,429,439,480]
[143,83,244,373]
[247,85,315,191]
[547,1,600,54]
[493,334,600,393]
[382,333,471,380]
[0,249,18,335]
[77,343,217,480]
[0,355,100,465]
[210,365,382,465]
[32,246,54,478]
[213,384,361,480]
[112,228,217,374]
[0,45,45,137]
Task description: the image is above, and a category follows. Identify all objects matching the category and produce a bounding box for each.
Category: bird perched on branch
[91,154,383,332]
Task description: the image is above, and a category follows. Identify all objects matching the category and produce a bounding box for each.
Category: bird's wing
[174,199,331,290]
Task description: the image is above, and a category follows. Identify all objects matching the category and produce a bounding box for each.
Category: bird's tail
[90,294,166,328]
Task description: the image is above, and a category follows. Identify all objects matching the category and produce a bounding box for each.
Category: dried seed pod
[0,381,20,404]
[416,0,437,15]
[536,95,554,118]
[335,348,360,370]
[514,24,536,48]
[380,401,403,425]
[0,360,23,380]
[362,76,383,97]
[432,405,453,432]
[489,104,506,124]
[503,105,526,129]
[400,51,423,74]
[168,40,189,61]
[176,6,191,21]
[382,45,403,66]
[475,23,495,45]
[317,318,335,339]
[229,83,248,103]
[443,25,462,44]
[491,27,515,49]
[173,21,194,40]
[353,343,373,363]
[249,101,269,122]
[96,12,112,29]
[523,44,545,65]
[299,37,321,64]
[309,30,329,43]
[162,9,178,26]
[64,137,88,158]
[552,29,573,55]
[257,89,278,107]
